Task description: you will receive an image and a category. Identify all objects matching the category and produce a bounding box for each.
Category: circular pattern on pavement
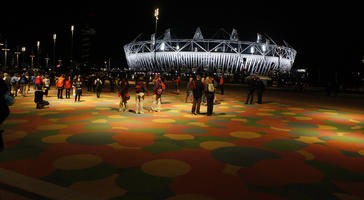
[152,119,176,123]
[141,159,191,177]
[181,128,209,134]
[263,139,308,151]
[211,146,280,167]
[200,141,235,150]
[164,134,194,140]
[42,134,72,143]
[289,129,320,137]
[67,132,116,145]
[37,124,68,131]
[230,131,261,139]
[52,154,102,170]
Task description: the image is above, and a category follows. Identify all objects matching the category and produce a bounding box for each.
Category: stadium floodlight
[250,46,255,54]
[262,44,266,52]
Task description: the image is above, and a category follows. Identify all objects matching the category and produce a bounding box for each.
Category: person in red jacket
[35,74,43,90]
[64,76,72,99]
[56,75,65,99]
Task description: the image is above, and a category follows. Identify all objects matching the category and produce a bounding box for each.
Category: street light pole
[14,51,21,68]
[70,25,74,69]
[53,33,56,70]
[44,56,50,69]
[2,48,10,71]
[37,41,40,68]
[21,46,26,69]
[154,8,159,72]
[30,54,35,68]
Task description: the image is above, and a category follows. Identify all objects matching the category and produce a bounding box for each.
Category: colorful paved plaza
[1,87,364,200]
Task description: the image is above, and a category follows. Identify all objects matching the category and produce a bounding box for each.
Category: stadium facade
[124,28,296,75]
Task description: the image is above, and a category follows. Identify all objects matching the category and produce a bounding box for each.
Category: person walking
[0,78,11,151]
[95,77,103,98]
[56,74,65,99]
[43,75,50,97]
[73,77,82,102]
[64,76,72,99]
[10,74,19,97]
[174,76,181,94]
[245,75,256,104]
[191,75,204,115]
[19,73,28,97]
[151,75,163,112]
[135,76,148,114]
[119,78,129,112]
[205,76,215,116]
[219,75,224,95]
[201,77,207,105]
[185,77,193,103]
[255,77,265,104]
[35,74,43,90]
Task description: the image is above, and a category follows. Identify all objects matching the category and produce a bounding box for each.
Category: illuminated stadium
[123,28,297,75]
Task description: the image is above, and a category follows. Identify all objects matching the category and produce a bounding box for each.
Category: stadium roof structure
[124,27,296,75]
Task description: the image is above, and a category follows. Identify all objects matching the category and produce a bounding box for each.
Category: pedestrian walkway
[1,87,364,199]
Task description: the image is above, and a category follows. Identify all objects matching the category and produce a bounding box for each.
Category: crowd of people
[0,70,239,114]
[0,69,269,150]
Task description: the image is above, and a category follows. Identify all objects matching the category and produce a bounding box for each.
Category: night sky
[1,1,363,76]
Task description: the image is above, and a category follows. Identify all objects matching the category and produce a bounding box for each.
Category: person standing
[205,76,215,116]
[119,78,129,112]
[35,74,43,90]
[135,76,148,114]
[151,75,163,112]
[201,77,206,105]
[245,76,256,104]
[191,75,204,115]
[255,77,265,104]
[3,73,11,94]
[185,77,193,103]
[10,74,19,97]
[72,75,77,97]
[0,78,11,151]
[56,74,65,99]
[95,77,103,98]
[64,76,72,99]
[73,77,82,102]
[219,75,224,95]
[19,73,28,97]
[174,76,181,94]
[43,75,50,97]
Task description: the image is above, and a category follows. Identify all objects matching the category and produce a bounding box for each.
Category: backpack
[96,80,102,88]
[208,83,215,93]
[135,84,142,92]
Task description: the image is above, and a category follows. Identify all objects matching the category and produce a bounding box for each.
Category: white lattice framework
[124,28,296,75]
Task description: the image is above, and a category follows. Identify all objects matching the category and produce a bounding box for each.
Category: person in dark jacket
[0,78,10,151]
[95,77,103,98]
[204,76,215,116]
[135,76,148,114]
[73,77,82,102]
[119,78,129,112]
[255,77,265,104]
[245,76,256,104]
[185,77,193,103]
[191,75,204,115]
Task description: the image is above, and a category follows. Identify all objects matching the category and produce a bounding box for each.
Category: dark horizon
[1,1,364,76]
